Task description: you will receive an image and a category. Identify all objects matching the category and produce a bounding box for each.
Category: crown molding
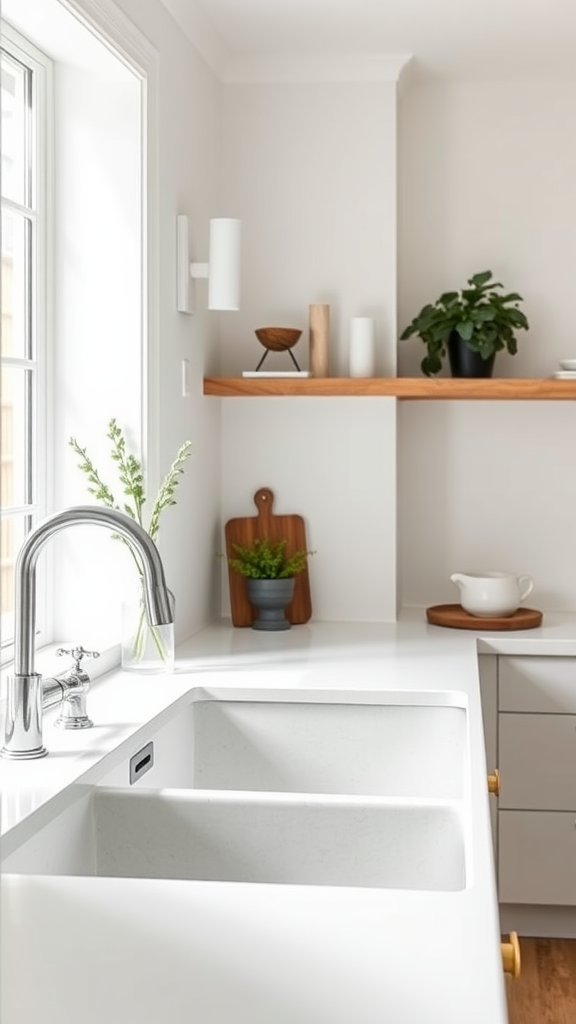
[156,0,412,85]
[58,0,159,73]
[222,52,413,84]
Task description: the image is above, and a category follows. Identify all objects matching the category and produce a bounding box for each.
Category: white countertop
[2,616,474,841]
[3,612,574,1023]
[4,608,575,843]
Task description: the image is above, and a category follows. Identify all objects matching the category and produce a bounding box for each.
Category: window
[1,26,51,662]
[0,0,154,666]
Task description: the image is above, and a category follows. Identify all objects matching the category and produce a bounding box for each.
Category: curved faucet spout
[2,506,174,760]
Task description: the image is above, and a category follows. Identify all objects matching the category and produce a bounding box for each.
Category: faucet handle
[57,646,100,673]
[54,646,98,731]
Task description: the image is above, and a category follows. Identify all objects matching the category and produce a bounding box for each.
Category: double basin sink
[4,693,470,893]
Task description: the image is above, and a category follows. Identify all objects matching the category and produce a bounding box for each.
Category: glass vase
[121,578,175,673]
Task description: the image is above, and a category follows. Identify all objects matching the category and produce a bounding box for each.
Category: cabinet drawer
[499,656,576,713]
[499,713,576,810]
[499,810,576,905]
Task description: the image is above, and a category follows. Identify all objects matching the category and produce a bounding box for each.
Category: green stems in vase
[121,576,176,672]
[69,419,191,671]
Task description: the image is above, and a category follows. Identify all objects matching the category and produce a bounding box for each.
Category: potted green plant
[227,537,313,631]
[400,269,530,378]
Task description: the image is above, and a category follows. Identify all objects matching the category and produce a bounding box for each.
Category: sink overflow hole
[129,741,154,784]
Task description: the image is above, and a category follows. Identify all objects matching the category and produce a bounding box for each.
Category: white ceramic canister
[450,571,534,617]
[349,317,375,378]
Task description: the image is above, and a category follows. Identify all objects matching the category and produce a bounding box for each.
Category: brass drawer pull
[488,769,500,796]
[501,931,521,978]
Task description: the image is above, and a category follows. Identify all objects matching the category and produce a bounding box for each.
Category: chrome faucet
[1,506,174,760]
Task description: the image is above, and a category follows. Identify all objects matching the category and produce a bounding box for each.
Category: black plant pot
[247,577,296,631]
[447,332,496,378]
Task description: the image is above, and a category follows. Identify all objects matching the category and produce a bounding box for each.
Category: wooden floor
[506,939,576,1024]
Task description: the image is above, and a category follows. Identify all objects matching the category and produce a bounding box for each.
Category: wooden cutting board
[426,604,543,631]
[225,487,312,627]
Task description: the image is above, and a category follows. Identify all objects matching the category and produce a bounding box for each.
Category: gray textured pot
[247,577,296,631]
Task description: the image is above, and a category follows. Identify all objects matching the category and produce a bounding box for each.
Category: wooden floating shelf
[203,377,576,400]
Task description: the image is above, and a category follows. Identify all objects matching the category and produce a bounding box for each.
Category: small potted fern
[227,537,313,631]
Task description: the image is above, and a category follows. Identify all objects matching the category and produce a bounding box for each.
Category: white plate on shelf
[558,359,576,371]
[242,371,311,378]
[552,371,576,379]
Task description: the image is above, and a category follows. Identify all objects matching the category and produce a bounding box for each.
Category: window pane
[1,207,31,358]
[0,513,29,650]
[1,28,47,664]
[1,364,33,508]
[1,49,30,206]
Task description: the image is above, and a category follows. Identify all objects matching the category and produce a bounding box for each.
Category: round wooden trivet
[426,604,543,631]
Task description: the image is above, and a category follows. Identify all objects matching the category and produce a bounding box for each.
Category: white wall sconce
[177,214,241,314]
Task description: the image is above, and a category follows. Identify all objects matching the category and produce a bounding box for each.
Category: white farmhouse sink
[3,787,467,892]
[2,695,470,894]
[126,698,468,799]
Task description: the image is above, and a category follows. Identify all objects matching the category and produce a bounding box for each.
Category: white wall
[398,80,576,611]
[100,0,227,639]
[220,80,398,378]
[218,73,576,618]
[398,81,576,380]
[61,27,576,622]
[217,76,400,620]
[220,399,397,622]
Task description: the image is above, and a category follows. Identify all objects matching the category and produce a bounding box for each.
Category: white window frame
[1,23,53,667]
[1,0,159,676]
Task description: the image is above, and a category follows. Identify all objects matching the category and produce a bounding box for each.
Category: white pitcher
[450,571,534,618]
